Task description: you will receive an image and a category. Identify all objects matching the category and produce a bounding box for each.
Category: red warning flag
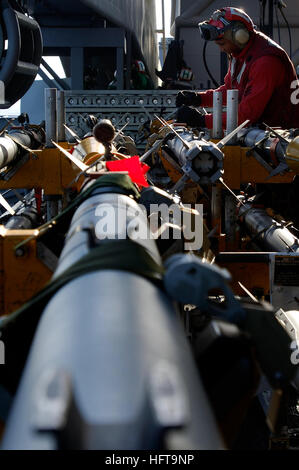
[106,156,150,187]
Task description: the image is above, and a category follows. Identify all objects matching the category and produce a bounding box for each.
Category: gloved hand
[176,90,202,107]
[176,105,206,128]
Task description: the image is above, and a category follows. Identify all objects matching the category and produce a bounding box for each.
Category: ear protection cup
[224,21,250,48]
[233,26,250,46]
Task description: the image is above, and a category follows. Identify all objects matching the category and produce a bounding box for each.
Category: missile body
[239,203,299,252]
[2,178,223,450]
[0,127,45,169]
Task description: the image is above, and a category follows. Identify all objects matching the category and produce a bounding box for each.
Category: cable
[8,0,26,14]
[275,2,281,45]
[278,4,292,58]
[203,41,220,88]
[259,1,262,30]
[260,0,266,30]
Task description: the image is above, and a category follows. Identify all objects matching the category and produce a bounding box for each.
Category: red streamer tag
[106,156,150,187]
[35,188,42,215]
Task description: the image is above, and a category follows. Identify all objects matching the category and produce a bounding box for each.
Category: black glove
[175,90,202,107]
[176,105,206,128]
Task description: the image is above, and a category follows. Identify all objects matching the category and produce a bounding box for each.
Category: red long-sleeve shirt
[200,50,285,129]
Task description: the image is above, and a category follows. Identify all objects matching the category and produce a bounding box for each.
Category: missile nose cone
[93,119,115,144]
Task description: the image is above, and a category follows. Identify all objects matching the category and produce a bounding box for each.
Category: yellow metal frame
[216,260,270,297]
[0,144,79,195]
[0,227,52,316]
[222,146,295,188]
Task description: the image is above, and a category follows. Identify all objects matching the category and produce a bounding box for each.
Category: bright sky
[37,56,66,81]
[155,0,173,37]
[4,1,173,116]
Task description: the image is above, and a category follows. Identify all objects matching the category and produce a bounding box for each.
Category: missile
[150,117,249,189]
[238,202,299,253]
[1,174,224,450]
[0,126,45,170]
[237,127,299,178]
[5,206,39,230]
[160,125,224,186]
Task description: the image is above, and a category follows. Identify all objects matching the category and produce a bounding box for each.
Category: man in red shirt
[176,7,299,130]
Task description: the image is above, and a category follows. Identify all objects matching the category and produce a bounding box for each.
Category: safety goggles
[198,21,231,41]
